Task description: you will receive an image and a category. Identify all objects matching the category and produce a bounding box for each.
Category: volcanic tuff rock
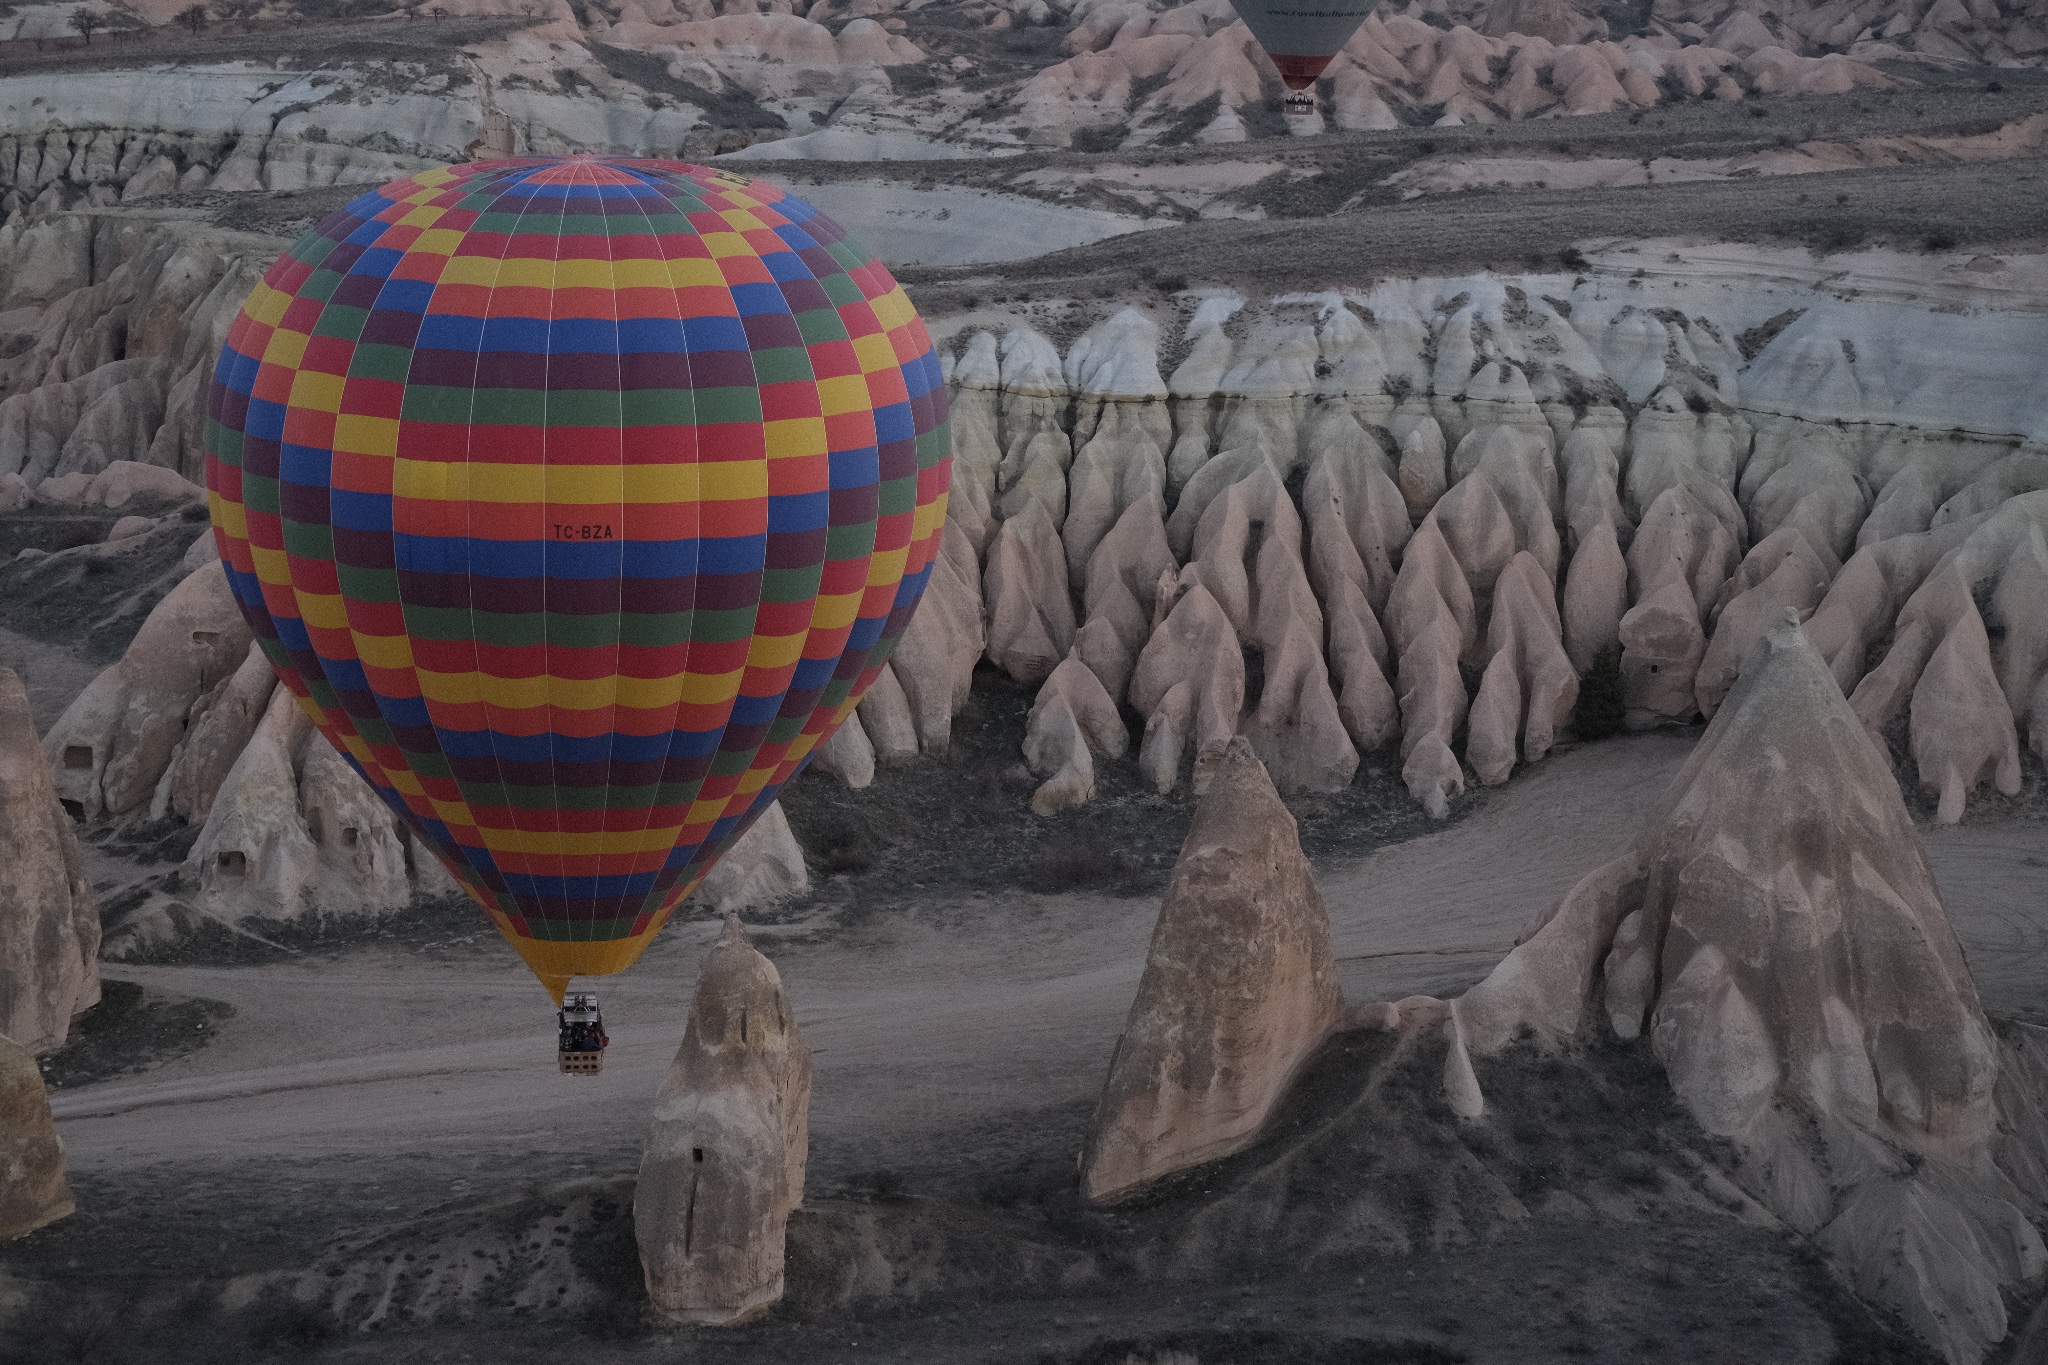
[0,0,2022,218]
[1024,651,1128,815]
[41,558,251,822]
[14,211,2048,835]
[1080,737,1341,1203]
[0,668,97,1056]
[1013,5,1890,149]
[0,1032,71,1240]
[697,802,811,914]
[637,916,813,1327]
[1448,617,2047,1364]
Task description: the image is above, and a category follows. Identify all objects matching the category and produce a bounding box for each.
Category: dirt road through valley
[47,733,2048,1197]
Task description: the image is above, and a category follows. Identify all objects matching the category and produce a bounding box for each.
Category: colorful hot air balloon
[205,156,950,1004]
[1228,0,1377,100]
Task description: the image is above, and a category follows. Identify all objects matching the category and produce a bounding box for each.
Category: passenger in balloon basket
[558,992,608,1075]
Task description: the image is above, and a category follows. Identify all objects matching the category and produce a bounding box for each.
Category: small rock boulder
[1,1032,73,1239]
[637,917,813,1327]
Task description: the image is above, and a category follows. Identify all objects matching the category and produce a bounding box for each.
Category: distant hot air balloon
[1228,0,1377,110]
[205,156,950,1008]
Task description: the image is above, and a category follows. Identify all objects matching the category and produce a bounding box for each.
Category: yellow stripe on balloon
[481,825,682,857]
[262,328,310,370]
[428,796,476,826]
[354,633,416,670]
[866,546,908,587]
[764,417,827,460]
[809,590,862,631]
[245,282,292,327]
[212,495,248,541]
[252,545,292,587]
[413,668,744,711]
[333,414,398,459]
[507,931,668,1007]
[817,374,870,417]
[289,369,345,414]
[296,592,350,630]
[852,333,898,375]
[412,227,465,256]
[744,631,806,669]
[870,288,915,332]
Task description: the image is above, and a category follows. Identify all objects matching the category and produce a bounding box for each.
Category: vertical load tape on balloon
[204,157,951,1003]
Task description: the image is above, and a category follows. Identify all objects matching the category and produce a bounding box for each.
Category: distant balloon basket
[203,156,951,1002]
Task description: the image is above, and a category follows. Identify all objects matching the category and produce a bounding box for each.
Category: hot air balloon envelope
[1228,0,1377,88]
[204,157,950,1003]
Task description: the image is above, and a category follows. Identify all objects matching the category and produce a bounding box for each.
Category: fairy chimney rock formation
[1,1032,73,1239]
[1080,738,1342,1203]
[696,802,810,914]
[636,916,813,1327]
[0,667,99,1055]
[1457,615,2033,1364]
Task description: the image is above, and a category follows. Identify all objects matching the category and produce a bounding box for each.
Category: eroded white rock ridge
[926,245,2048,816]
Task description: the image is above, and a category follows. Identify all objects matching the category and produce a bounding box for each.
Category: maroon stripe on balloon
[1267,52,1333,89]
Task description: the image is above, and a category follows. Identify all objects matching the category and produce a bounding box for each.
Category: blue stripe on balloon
[681,315,748,352]
[729,282,789,318]
[244,397,288,442]
[828,445,879,488]
[766,489,829,531]
[873,399,914,445]
[375,278,435,314]
[279,443,332,488]
[392,533,770,580]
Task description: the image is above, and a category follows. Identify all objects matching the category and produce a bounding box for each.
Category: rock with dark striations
[0,667,98,1055]
[637,917,813,1327]
[1080,738,1341,1203]
[0,1032,72,1239]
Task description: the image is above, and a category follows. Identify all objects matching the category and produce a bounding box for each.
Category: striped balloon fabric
[205,157,950,1001]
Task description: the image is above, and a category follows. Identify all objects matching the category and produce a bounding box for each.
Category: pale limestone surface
[636,917,811,1326]
[1080,738,1340,1203]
